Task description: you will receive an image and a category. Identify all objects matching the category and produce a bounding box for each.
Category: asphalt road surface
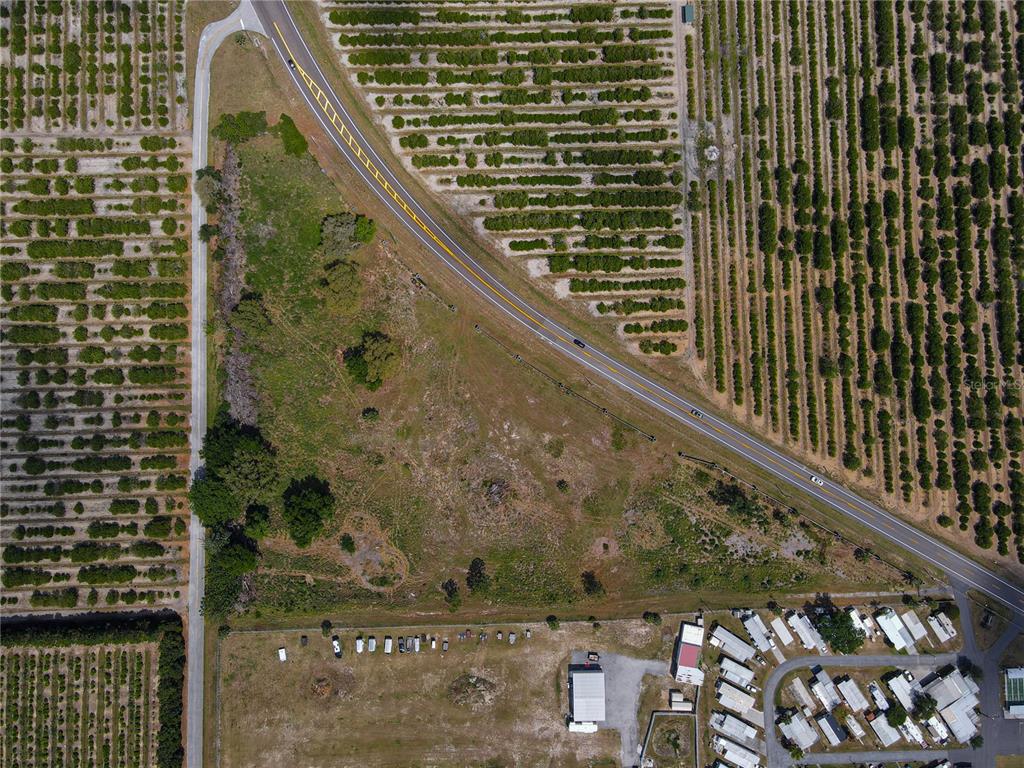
[187,5,267,768]
[761,653,958,767]
[250,0,1024,617]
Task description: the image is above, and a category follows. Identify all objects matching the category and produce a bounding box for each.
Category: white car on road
[810,475,825,486]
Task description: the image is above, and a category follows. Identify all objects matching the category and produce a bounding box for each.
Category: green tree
[281,476,335,547]
[353,214,376,243]
[581,570,605,596]
[466,557,490,592]
[243,504,271,540]
[189,476,241,528]
[218,436,278,506]
[344,331,399,390]
[885,702,907,727]
[442,578,461,610]
[812,597,866,653]
[912,692,938,720]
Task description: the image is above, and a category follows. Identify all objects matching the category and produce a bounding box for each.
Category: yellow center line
[275,24,865,509]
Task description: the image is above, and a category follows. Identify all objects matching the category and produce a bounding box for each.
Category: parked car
[398,637,406,654]
[413,636,421,653]
[442,638,449,652]
[355,637,364,654]
[430,636,437,650]
[367,636,377,653]
[383,636,393,654]
[331,636,342,658]
[508,632,517,645]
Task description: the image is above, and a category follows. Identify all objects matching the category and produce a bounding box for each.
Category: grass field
[217,617,668,768]
[192,15,925,630]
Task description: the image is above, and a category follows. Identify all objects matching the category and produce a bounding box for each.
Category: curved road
[247,1,1024,616]
[761,653,957,767]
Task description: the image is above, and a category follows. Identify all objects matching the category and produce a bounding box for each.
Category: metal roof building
[867,712,901,747]
[741,612,775,652]
[720,657,756,689]
[789,677,816,711]
[569,665,605,726]
[928,612,957,644]
[674,620,706,685]
[815,713,847,747]
[779,714,818,751]
[1005,667,1024,718]
[837,677,869,712]
[786,612,828,653]
[922,668,980,742]
[770,616,794,646]
[875,609,916,653]
[900,610,929,642]
[716,680,756,715]
[810,667,842,711]
[710,625,757,663]
[711,736,760,768]
[711,711,758,742]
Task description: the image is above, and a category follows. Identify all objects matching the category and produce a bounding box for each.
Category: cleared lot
[217,618,673,767]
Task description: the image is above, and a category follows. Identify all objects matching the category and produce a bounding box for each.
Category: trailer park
[211,593,1022,768]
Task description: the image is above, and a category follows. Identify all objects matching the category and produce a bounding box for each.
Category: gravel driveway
[572,651,670,767]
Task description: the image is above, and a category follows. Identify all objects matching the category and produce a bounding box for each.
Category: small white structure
[710,625,757,663]
[789,677,817,711]
[786,612,828,654]
[669,690,694,712]
[711,711,758,742]
[741,612,776,652]
[845,714,866,740]
[875,609,916,653]
[868,681,889,710]
[569,665,606,729]
[674,619,706,685]
[779,714,818,751]
[277,647,287,662]
[928,612,958,644]
[900,610,929,642]
[867,713,901,747]
[716,680,756,715]
[711,736,760,768]
[898,717,927,747]
[815,713,847,747]
[720,657,756,689]
[845,606,874,639]
[837,677,870,712]
[926,714,950,742]
[770,616,794,646]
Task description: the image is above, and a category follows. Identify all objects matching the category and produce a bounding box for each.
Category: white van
[367,636,377,653]
[384,636,393,654]
[355,637,364,654]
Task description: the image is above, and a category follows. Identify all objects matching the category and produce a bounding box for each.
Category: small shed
[681,5,695,24]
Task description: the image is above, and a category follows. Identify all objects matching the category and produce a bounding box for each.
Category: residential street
[187,5,266,768]
[762,591,1023,767]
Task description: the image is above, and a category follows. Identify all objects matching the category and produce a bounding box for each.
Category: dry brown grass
[218,617,673,767]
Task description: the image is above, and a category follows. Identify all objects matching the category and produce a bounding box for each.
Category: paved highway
[250,0,1024,616]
